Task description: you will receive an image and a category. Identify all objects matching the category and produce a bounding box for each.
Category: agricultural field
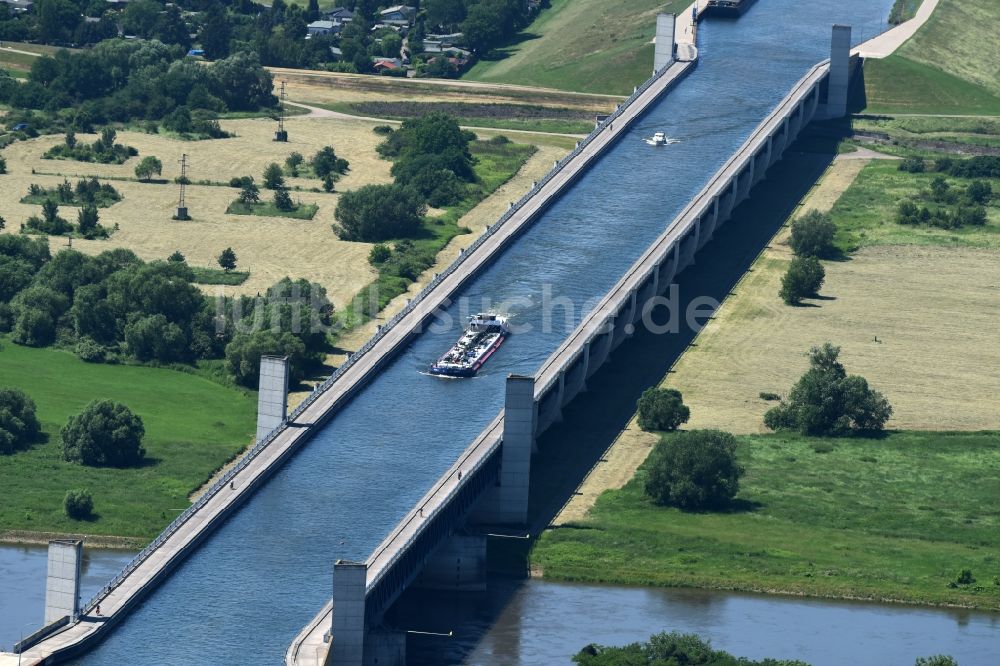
[862,0,1000,114]
[0,115,388,308]
[463,0,690,94]
[273,67,615,137]
[665,157,1000,435]
[536,431,1000,610]
[0,337,256,542]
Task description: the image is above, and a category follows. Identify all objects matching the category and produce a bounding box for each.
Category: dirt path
[551,155,881,526]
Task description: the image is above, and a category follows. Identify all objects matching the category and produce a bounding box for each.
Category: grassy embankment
[0,337,256,542]
[465,0,689,94]
[862,0,1000,115]
[332,138,536,333]
[536,431,1000,610]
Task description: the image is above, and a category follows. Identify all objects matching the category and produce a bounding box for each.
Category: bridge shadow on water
[389,138,837,664]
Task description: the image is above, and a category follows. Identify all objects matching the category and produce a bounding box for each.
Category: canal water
[1,0,916,663]
[408,580,1000,665]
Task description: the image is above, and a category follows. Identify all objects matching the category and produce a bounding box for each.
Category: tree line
[0,236,332,387]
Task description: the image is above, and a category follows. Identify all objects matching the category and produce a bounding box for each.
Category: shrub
[64,489,94,520]
[0,387,41,454]
[61,399,146,467]
[284,151,304,176]
[13,307,56,346]
[914,657,958,666]
[779,255,825,305]
[230,175,254,188]
[759,391,781,401]
[764,343,892,436]
[224,329,309,387]
[74,338,107,363]
[898,156,925,173]
[372,125,393,135]
[644,430,744,510]
[811,441,834,454]
[636,387,690,432]
[273,187,294,211]
[311,146,350,180]
[124,314,187,362]
[966,180,992,205]
[956,569,975,585]
[368,243,392,265]
[789,210,837,258]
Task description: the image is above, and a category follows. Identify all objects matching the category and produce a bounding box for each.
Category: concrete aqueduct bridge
[11,18,696,666]
[288,26,857,666]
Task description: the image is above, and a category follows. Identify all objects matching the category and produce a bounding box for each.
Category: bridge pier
[472,375,536,525]
[44,540,82,625]
[822,24,852,119]
[331,561,367,666]
[256,355,289,442]
[413,534,487,592]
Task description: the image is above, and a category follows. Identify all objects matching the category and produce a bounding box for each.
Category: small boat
[645,131,680,146]
[429,313,511,378]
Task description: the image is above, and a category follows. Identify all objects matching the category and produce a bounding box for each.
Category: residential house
[379,5,416,26]
[372,57,403,72]
[323,7,354,25]
[0,0,33,12]
[306,20,336,38]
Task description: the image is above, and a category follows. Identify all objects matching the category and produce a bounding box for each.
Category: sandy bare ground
[271,67,621,112]
[550,153,1000,525]
[0,115,401,306]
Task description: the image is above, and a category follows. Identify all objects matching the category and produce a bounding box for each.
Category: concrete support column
[651,263,660,296]
[653,13,676,71]
[45,540,82,625]
[825,25,852,119]
[413,534,487,592]
[256,355,289,442]
[331,560,367,666]
[476,375,537,525]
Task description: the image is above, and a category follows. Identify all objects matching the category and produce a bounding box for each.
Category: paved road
[854,0,940,58]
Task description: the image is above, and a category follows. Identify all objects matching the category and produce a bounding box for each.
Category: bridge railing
[77,58,684,622]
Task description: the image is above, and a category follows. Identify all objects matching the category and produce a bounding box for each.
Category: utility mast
[274,80,288,142]
[175,153,190,220]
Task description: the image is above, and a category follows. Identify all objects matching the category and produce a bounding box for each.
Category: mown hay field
[669,158,1000,434]
[0,115,397,307]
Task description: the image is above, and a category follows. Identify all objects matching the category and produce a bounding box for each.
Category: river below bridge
[2,0,913,663]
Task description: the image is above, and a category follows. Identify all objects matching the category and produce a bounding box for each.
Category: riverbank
[534,431,1000,611]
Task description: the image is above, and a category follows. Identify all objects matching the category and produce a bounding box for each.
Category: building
[323,7,354,25]
[378,5,416,26]
[307,20,336,37]
[0,0,33,12]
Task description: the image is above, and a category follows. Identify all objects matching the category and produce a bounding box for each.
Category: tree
[61,399,146,467]
[77,205,100,238]
[574,631,809,666]
[239,180,261,205]
[13,308,56,346]
[0,387,41,454]
[334,184,426,242]
[914,658,958,666]
[636,387,690,432]
[263,162,285,190]
[311,146,349,179]
[779,255,825,305]
[764,343,892,436]
[225,329,308,387]
[36,0,82,44]
[273,187,295,211]
[218,247,238,272]
[285,152,304,177]
[966,180,992,205]
[124,313,188,362]
[64,489,94,520]
[0,256,34,302]
[789,210,837,258]
[134,156,163,181]
[65,130,77,148]
[200,3,232,60]
[168,250,186,263]
[322,174,335,192]
[644,430,744,510]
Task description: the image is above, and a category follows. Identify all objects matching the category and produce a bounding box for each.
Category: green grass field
[464,0,689,95]
[189,266,251,286]
[0,338,256,539]
[826,161,1000,252]
[534,431,1000,609]
[862,0,1000,115]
